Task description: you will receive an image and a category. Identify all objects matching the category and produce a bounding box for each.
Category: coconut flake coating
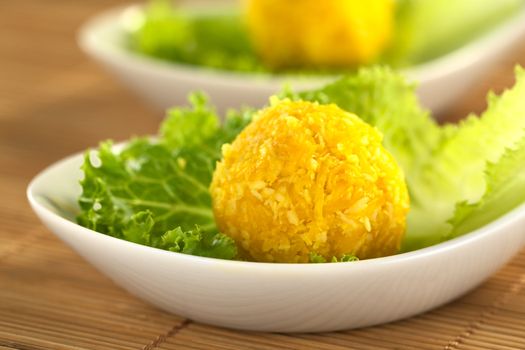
[210,100,409,263]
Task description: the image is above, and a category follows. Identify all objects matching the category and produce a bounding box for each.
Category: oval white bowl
[27,148,525,332]
[78,5,525,115]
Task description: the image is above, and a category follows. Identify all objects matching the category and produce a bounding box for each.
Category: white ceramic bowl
[28,148,525,332]
[78,5,525,115]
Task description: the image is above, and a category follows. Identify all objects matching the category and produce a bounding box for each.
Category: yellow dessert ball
[210,99,409,263]
[244,0,394,69]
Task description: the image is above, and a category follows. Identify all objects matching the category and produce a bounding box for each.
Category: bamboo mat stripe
[2,0,525,349]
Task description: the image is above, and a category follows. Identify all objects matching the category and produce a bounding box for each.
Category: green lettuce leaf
[120,211,237,259]
[403,67,525,249]
[133,0,262,72]
[309,253,359,263]
[389,0,524,65]
[449,136,525,237]
[78,139,216,234]
[160,93,219,149]
[77,94,249,259]
[160,226,237,259]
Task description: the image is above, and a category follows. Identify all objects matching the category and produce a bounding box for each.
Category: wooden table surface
[2,1,525,349]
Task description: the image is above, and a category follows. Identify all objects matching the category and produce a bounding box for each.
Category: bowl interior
[28,146,525,268]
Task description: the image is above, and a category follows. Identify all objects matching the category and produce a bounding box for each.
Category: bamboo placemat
[2,1,525,349]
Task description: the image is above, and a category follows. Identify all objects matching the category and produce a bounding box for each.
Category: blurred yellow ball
[245,0,394,69]
[210,99,409,263]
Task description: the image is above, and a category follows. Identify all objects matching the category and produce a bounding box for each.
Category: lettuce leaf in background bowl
[132,0,263,73]
[389,0,524,66]
[78,67,525,260]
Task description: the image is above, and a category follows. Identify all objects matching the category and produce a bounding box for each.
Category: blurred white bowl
[28,147,525,332]
[78,5,525,116]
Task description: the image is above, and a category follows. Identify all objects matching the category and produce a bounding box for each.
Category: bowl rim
[27,146,525,271]
[77,3,525,86]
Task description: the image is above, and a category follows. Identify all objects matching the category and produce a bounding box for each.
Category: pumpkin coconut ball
[210,99,410,263]
[245,0,394,69]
